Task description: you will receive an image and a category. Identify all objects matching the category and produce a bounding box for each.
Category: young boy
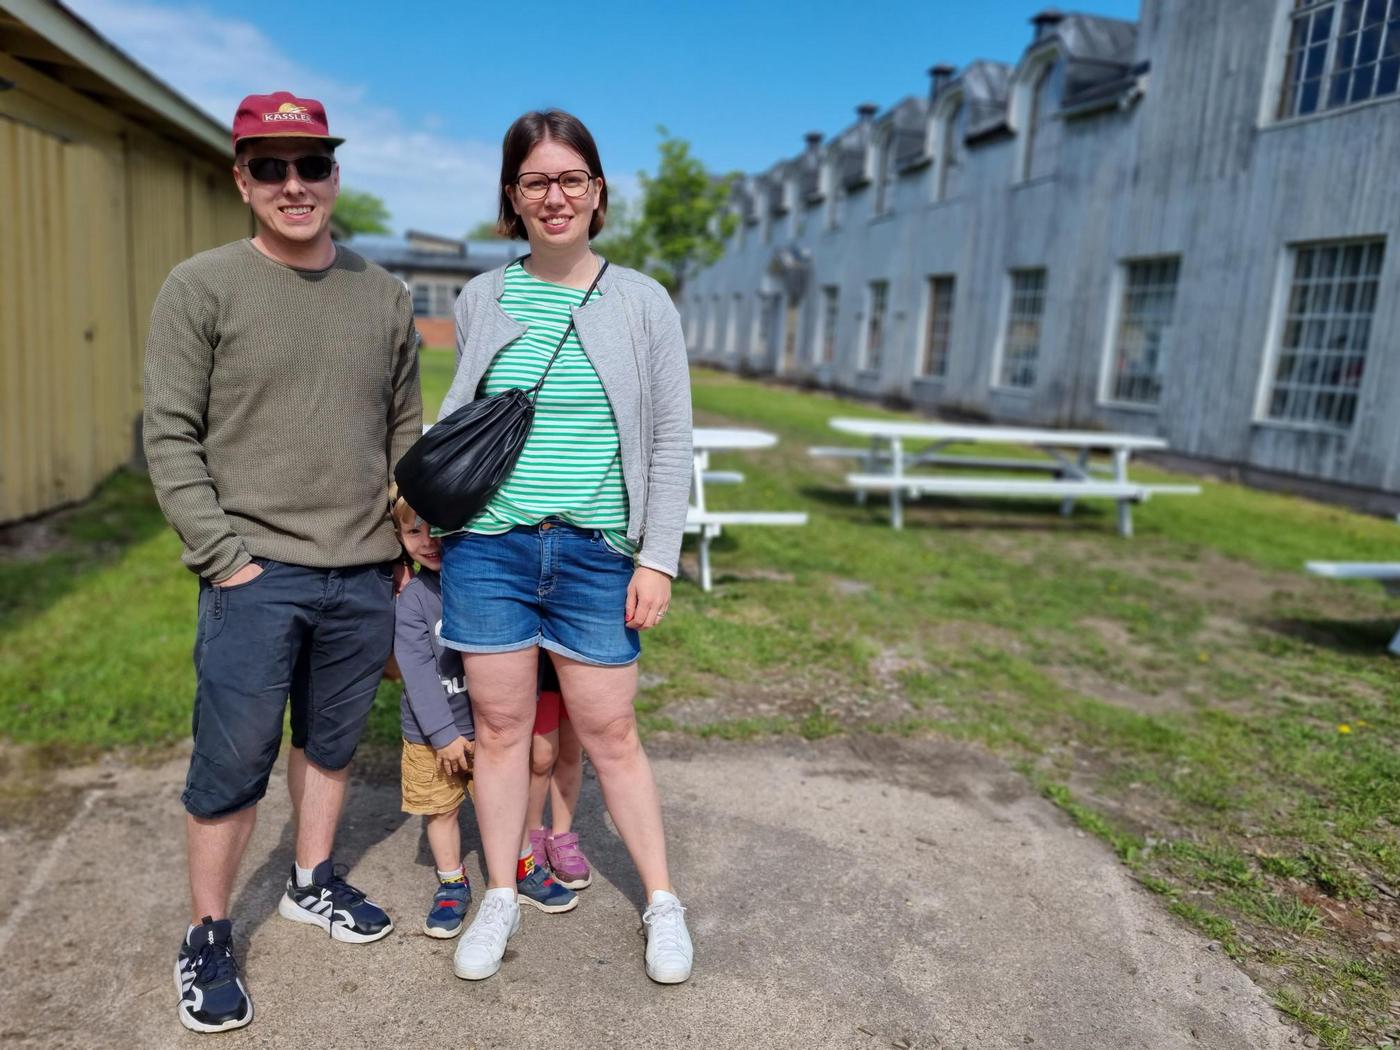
[395,499,576,926]
[394,498,477,937]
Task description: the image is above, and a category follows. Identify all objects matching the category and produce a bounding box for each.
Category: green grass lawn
[3,354,1398,1047]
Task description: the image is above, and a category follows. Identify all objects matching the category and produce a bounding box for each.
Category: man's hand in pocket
[214,562,263,588]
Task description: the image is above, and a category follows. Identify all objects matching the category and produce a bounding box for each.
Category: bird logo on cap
[276,102,308,114]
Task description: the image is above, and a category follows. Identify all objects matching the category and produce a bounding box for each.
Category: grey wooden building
[681,0,1400,505]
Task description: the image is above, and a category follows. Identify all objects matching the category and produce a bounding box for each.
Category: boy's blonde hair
[389,483,421,531]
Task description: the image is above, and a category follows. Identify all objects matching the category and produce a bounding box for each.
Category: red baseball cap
[231,91,345,150]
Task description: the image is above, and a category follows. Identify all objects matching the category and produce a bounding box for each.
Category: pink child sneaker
[527,827,550,872]
[545,831,592,889]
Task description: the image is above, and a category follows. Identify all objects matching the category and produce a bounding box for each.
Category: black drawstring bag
[394,261,608,532]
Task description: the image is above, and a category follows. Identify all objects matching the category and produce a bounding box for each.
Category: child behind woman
[394,497,477,937]
[525,658,591,891]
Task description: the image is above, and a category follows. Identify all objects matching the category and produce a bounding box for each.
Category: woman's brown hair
[496,109,608,240]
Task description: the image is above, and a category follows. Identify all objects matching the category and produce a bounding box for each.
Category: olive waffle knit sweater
[142,239,422,581]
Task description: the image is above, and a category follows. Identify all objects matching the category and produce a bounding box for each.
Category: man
[142,91,421,1034]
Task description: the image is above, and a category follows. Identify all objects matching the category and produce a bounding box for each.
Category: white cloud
[67,0,501,236]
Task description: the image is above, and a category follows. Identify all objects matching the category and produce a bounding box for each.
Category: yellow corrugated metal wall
[0,53,249,523]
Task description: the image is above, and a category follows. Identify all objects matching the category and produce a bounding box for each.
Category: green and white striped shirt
[463,262,634,555]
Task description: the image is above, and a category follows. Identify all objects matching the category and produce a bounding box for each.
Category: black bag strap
[527,259,610,400]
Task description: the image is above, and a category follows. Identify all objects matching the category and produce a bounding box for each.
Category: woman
[435,110,694,984]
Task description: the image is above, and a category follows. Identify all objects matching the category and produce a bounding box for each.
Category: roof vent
[928,64,956,101]
[804,131,824,152]
[855,102,879,122]
[1031,8,1066,40]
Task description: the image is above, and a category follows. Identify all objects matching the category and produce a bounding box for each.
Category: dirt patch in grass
[1049,663,1195,716]
[659,651,929,732]
[924,619,1026,655]
[0,519,68,562]
[830,577,872,597]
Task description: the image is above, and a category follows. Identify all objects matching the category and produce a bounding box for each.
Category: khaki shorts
[400,740,473,815]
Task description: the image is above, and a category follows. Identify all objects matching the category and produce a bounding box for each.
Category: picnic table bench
[1305,520,1400,654]
[686,427,807,592]
[815,417,1199,536]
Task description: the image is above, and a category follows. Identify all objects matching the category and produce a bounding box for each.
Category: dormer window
[872,131,896,216]
[825,154,846,230]
[1023,59,1064,180]
[783,177,801,237]
[936,98,968,201]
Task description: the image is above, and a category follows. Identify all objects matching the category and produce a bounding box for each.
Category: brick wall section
[416,316,454,349]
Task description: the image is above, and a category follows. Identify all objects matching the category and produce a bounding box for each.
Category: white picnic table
[814,417,1199,536]
[686,427,807,592]
[1306,516,1400,655]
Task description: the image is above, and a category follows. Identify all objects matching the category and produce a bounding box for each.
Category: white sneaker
[453,890,520,980]
[642,890,693,984]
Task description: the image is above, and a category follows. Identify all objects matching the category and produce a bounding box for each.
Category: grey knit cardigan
[439,258,694,577]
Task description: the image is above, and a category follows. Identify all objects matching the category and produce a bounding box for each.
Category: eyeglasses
[513,169,595,200]
[240,155,336,184]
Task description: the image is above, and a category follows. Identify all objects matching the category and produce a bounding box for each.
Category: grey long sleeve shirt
[395,570,474,748]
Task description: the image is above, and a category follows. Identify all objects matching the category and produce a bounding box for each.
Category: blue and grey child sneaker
[277,859,394,943]
[517,863,578,913]
[424,879,472,938]
[175,916,253,1033]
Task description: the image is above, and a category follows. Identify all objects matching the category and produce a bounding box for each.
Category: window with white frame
[1279,0,1400,119]
[411,283,432,315]
[936,101,967,201]
[1108,257,1181,405]
[862,281,889,372]
[1266,239,1385,428]
[817,285,839,363]
[873,132,895,216]
[706,294,719,351]
[921,275,955,378]
[431,283,456,317]
[750,293,769,362]
[725,293,741,357]
[999,269,1047,388]
[782,295,800,367]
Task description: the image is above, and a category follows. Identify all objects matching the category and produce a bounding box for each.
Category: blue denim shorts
[440,521,640,667]
[183,558,395,819]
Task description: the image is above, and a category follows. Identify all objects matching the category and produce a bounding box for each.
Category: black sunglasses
[240,155,336,184]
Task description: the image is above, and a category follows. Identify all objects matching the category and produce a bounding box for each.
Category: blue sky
[68,0,1141,235]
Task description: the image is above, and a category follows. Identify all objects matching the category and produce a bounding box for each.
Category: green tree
[636,128,737,293]
[592,196,652,272]
[334,189,391,236]
[465,219,504,240]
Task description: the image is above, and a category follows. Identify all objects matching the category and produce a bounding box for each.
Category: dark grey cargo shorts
[182,558,395,819]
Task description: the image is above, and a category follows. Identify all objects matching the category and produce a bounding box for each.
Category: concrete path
[0,735,1296,1049]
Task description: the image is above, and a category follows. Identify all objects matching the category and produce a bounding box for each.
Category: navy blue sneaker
[517,863,578,914]
[424,879,472,939]
[277,859,393,943]
[175,916,253,1033]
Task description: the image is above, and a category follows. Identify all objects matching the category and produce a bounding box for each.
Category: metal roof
[0,0,231,157]
[352,236,526,276]
[724,8,1146,185]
